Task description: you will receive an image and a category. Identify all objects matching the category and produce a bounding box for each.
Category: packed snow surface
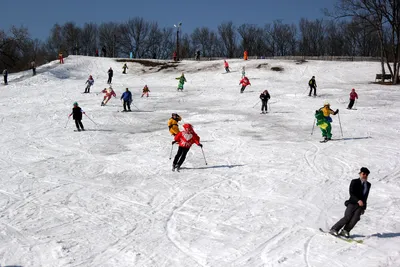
[0,56,399,267]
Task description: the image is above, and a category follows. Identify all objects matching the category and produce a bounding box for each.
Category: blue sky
[2,0,335,40]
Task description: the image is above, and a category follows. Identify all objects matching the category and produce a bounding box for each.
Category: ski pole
[65,116,71,128]
[311,118,316,135]
[84,113,98,125]
[252,100,260,108]
[169,143,174,160]
[131,102,140,111]
[201,146,208,165]
[268,102,271,112]
[337,113,344,137]
[354,99,357,109]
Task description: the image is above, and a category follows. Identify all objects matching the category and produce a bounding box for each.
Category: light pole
[174,22,182,61]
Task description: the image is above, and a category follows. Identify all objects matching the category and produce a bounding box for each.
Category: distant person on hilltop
[102,46,107,57]
[95,49,99,57]
[173,51,177,61]
[347,88,358,110]
[195,50,200,61]
[224,60,230,73]
[239,76,251,93]
[107,67,113,84]
[31,60,36,76]
[308,76,317,97]
[3,68,8,85]
[244,50,248,60]
[59,52,64,64]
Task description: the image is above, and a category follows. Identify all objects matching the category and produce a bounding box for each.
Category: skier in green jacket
[176,72,187,91]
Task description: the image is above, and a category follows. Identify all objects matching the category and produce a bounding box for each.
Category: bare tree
[268,20,298,56]
[47,23,65,55]
[238,24,266,56]
[120,17,150,58]
[299,18,325,56]
[62,22,81,55]
[332,0,400,83]
[99,22,121,58]
[81,23,98,56]
[218,22,237,58]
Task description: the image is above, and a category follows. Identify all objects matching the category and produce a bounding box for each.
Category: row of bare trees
[1,0,400,84]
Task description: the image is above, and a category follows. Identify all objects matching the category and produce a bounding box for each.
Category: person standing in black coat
[107,67,113,84]
[3,68,8,85]
[330,167,371,237]
[308,76,317,96]
[68,102,85,131]
[260,90,271,114]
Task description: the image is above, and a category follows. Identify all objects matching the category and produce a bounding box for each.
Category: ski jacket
[176,75,186,84]
[168,116,182,135]
[224,61,229,68]
[350,91,358,100]
[174,129,200,148]
[239,77,251,86]
[122,64,128,70]
[3,70,7,76]
[315,110,329,130]
[108,69,113,77]
[71,106,84,120]
[260,93,270,101]
[121,91,132,102]
[345,178,371,210]
[102,88,116,98]
[86,78,94,86]
[319,106,335,117]
[142,86,150,93]
[309,78,316,87]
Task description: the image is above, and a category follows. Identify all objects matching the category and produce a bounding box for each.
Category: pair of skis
[319,228,363,243]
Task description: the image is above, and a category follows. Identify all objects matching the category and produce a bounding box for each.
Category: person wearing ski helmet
[308,76,317,96]
[347,88,358,109]
[168,113,182,136]
[68,102,85,131]
[315,100,339,141]
[171,123,202,171]
[239,76,251,93]
[260,90,271,113]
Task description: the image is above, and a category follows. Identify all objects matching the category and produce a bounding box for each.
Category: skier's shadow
[181,164,244,170]
[341,136,371,141]
[351,232,400,238]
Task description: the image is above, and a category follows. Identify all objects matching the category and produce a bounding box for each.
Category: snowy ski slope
[0,56,399,267]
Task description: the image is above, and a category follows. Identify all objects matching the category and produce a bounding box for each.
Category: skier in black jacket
[329,167,371,237]
[107,67,113,84]
[69,102,85,131]
[308,76,317,96]
[260,90,271,113]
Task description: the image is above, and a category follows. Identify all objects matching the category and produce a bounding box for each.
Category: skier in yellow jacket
[168,113,182,135]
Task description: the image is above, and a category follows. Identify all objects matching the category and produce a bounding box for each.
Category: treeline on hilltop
[1,0,400,84]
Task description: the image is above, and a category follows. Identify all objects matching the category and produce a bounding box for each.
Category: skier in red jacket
[224,60,230,73]
[172,123,203,171]
[239,76,251,93]
[347,88,358,109]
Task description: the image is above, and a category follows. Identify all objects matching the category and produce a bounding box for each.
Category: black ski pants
[84,84,91,93]
[309,85,316,96]
[348,99,355,109]
[261,100,268,112]
[240,85,247,93]
[107,75,112,84]
[75,120,84,130]
[331,203,363,232]
[123,100,131,111]
[173,146,190,167]
[4,75,7,84]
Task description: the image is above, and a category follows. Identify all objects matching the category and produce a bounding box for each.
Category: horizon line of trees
[1,1,399,83]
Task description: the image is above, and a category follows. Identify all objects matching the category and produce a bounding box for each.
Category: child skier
[224,60,230,73]
[347,88,358,109]
[120,88,132,112]
[168,113,182,136]
[176,73,187,91]
[101,87,116,106]
[122,63,128,74]
[241,66,246,78]
[141,85,150,97]
[239,76,251,93]
[172,123,203,171]
[68,102,85,131]
[260,90,271,113]
[84,75,94,93]
[315,101,339,142]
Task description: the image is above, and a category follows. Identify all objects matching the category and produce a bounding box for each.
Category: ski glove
[172,141,177,145]
[198,143,203,148]
[334,109,339,115]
